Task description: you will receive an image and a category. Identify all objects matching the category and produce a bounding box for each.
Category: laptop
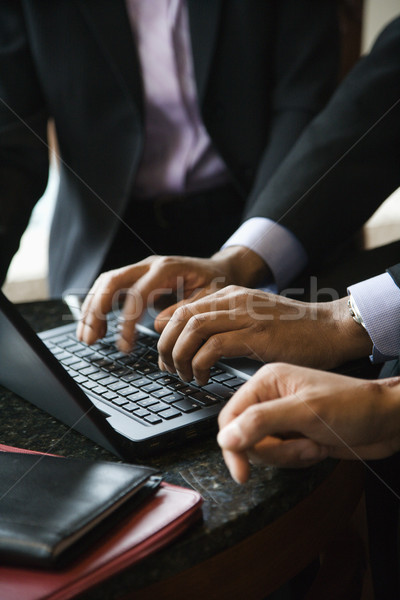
[0,291,260,460]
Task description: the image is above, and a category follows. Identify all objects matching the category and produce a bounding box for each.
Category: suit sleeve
[0,1,49,286]
[247,0,340,200]
[388,264,400,289]
[245,17,400,264]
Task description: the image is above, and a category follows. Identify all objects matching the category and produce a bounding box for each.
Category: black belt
[135,184,240,229]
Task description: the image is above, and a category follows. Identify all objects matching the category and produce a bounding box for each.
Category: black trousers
[101,184,244,273]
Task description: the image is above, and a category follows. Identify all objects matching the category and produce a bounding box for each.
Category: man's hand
[217,363,400,483]
[76,247,269,351]
[156,286,372,386]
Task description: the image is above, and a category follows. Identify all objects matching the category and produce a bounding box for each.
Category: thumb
[154,303,179,332]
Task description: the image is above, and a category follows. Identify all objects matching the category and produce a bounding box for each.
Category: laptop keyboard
[43,323,246,427]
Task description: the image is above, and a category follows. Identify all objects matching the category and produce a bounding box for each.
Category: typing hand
[76,247,268,351]
[156,286,372,386]
[217,363,400,483]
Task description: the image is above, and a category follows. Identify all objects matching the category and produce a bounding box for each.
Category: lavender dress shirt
[126,0,228,197]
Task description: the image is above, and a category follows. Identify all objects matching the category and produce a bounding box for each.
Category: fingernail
[177,371,190,382]
[217,421,241,448]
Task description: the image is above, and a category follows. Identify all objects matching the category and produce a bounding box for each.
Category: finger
[155,287,238,362]
[159,310,248,383]
[246,436,328,468]
[217,365,282,431]
[217,363,306,433]
[218,394,304,451]
[156,304,199,373]
[191,329,253,386]
[154,286,226,333]
[77,273,116,344]
[77,264,149,344]
[221,448,251,484]
[118,263,186,352]
[317,440,399,461]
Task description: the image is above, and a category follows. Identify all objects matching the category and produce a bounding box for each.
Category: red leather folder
[0,444,203,600]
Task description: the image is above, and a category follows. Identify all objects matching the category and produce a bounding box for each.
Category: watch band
[348,294,367,330]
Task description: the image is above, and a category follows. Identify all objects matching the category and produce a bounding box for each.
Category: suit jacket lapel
[74,0,144,115]
[75,0,223,111]
[187,0,223,104]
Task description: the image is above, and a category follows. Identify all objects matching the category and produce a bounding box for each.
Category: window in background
[2,165,59,303]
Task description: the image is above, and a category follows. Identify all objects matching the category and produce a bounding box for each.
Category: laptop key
[202,382,235,400]
[108,351,128,361]
[137,397,158,408]
[118,386,140,397]
[92,385,107,395]
[173,399,200,413]
[212,372,235,383]
[159,408,181,420]
[81,380,98,390]
[60,355,82,367]
[92,357,113,368]
[111,367,131,378]
[73,375,87,385]
[150,388,171,399]
[138,364,158,376]
[76,348,97,359]
[157,375,179,386]
[167,380,186,391]
[88,371,110,381]
[179,385,199,397]
[121,372,142,383]
[210,367,224,376]
[108,381,129,391]
[131,376,152,388]
[121,401,138,412]
[117,354,140,365]
[190,391,220,406]
[223,377,246,388]
[142,383,162,394]
[141,350,158,364]
[162,392,184,404]
[74,361,91,371]
[98,376,118,386]
[148,371,169,381]
[133,408,150,419]
[127,392,151,403]
[103,391,118,401]
[80,366,98,376]
[111,397,129,407]
[52,337,77,349]
[149,402,169,413]
[143,414,162,425]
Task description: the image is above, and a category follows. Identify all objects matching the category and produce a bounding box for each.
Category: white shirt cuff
[221,217,308,292]
[348,272,400,363]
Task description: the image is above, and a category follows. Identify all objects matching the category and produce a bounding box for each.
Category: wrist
[211,246,271,288]
[327,297,373,365]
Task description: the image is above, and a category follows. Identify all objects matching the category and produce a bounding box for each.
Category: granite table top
[0,299,337,597]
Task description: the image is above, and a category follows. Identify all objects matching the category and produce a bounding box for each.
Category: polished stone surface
[0,300,336,597]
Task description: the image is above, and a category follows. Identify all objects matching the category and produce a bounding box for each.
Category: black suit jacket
[247,17,400,264]
[0,0,339,296]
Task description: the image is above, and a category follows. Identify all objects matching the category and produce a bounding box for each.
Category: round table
[0,300,366,599]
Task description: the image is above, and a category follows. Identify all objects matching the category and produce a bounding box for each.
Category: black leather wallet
[0,451,161,567]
